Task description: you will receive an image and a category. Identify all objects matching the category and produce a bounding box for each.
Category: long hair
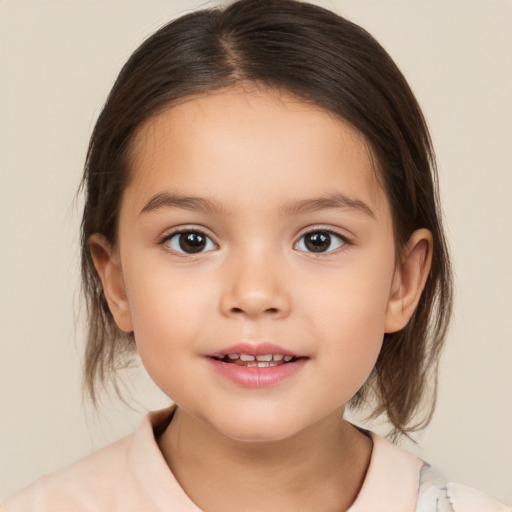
[80,0,452,437]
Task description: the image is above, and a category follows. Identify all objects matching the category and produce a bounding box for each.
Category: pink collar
[129,407,423,512]
[348,431,423,511]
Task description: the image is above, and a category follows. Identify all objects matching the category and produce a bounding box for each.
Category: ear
[385,229,433,333]
[88,234,133,333]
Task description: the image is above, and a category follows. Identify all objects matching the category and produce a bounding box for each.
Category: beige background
[1,0,511,505]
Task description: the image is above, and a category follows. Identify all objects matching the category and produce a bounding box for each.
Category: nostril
[222,291,290,319]
[229,306,280,316]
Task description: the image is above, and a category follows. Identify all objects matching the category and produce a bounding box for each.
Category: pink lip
[206,342,307,389]
[207,342,300,358]
[207,357,307,388]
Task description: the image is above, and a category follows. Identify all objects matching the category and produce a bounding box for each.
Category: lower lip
[207,358,307,388]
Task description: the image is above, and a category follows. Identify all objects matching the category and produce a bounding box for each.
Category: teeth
[218,353,297,364]
[255,354,272,362]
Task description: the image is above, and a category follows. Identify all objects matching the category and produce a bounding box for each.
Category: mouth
[206,343,307,387]
[210,353,301,368]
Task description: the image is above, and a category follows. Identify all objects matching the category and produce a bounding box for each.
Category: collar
[347,431,423,512]
[129,407,423,512]
[128,406,202,512]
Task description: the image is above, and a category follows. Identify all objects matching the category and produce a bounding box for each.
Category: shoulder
[351,430,510,512]
[447,483,512,512]
[1,434,136,512]
[417,463,511,512]
[1,408,181,512]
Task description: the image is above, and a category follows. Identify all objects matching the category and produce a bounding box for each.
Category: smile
[207,343,307,388]
[211,353,296,367]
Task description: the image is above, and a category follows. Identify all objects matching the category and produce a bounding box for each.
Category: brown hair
[80,0,452,437]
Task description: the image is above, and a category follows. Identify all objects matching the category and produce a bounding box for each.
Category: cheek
[310,258,395,392]
[126,258,212,328]
[123,264,215,388]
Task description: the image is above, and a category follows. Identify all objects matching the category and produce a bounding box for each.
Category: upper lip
[207,342,303,358]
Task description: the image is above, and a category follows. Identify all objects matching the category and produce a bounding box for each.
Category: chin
[208,410,306,444]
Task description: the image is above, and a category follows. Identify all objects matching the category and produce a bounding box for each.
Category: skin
[90,87,432,512]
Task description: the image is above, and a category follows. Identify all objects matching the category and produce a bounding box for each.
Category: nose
[219,251,291,320]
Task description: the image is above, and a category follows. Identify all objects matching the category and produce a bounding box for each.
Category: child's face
[101,87,406,441]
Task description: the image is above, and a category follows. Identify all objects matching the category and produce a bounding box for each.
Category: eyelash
[159,228,217,255]
[159,227,351,255]
[294,228,350,256]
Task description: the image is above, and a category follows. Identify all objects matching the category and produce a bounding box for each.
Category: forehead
[125,87,385,215]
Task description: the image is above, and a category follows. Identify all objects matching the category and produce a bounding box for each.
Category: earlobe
[385,229,433,333]
[88,234,133,333]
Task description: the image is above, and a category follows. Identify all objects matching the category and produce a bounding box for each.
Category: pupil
[305,232,330,252]
[179,232,206,253]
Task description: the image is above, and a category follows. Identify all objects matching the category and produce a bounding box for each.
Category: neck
[157,406,372,512]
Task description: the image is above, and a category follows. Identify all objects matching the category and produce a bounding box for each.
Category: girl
[2,0,510,510]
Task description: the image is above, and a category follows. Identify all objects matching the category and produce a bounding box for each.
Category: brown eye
[165,231,216,254]
[295,230,345,253]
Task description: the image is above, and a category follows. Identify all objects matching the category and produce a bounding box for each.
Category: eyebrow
[281,192,375,218]
[139,191,374,218]
[140,192,228,216]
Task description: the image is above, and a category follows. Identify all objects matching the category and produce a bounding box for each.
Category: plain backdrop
[1,0,511,505]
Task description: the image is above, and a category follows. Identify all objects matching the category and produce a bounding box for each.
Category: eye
[295,230,346,254]
[163,230,217,254]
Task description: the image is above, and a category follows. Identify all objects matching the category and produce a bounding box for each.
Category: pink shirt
[2,408,510,512]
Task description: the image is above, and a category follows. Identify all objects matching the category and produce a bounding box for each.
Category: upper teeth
[226,354,292,362]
